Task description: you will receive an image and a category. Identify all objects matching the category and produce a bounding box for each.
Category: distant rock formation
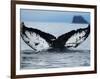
[72,16,88,24]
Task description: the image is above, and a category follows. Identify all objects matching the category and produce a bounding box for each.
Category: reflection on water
[20,49,90,69]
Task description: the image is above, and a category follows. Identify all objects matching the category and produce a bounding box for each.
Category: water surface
[20,49,90,69]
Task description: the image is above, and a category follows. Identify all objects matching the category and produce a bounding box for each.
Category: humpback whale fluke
[21,22,90,52]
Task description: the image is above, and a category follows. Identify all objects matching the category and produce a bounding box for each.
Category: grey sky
[20,9,90,23]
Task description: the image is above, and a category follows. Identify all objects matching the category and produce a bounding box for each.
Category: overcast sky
[20,9,90,23]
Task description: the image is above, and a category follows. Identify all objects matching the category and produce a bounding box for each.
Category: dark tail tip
[20,22,25,32]
[87,24,90,30]
[21,22,24,26]
[21,22,26,29]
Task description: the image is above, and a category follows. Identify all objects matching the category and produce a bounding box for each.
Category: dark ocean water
[20,49,90,69]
